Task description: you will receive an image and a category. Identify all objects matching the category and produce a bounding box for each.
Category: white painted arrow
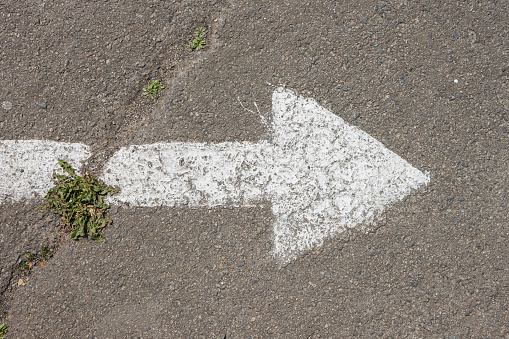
[102,88,429,261]
[0,88,429,261]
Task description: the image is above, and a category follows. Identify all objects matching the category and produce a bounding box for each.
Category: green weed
[39,245,52,260]
[0,323,7,339]
[142,80,164,99]
[189,27,207,51]
[40,159,119,242]
[19,260,31,273]
[24,252,37,261]
[19,246,54,274]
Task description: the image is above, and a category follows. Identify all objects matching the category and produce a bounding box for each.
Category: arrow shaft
[102,141,274,207]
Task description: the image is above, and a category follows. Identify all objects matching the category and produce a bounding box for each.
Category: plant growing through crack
[189,27,207,51]
[19,246,53,274]
[40,159,119,242]
[0,323,7,339]
[142,80,164,99]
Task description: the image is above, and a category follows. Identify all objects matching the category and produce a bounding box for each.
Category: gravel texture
[1,0,508,337]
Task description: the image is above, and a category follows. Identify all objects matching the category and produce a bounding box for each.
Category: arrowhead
[268,88,429,262]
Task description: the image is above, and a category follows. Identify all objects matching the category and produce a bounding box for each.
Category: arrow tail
[0,140,91,204]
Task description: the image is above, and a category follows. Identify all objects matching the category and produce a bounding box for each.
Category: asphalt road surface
[1,0,508,337]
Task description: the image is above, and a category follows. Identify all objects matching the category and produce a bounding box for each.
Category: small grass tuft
[142,80,164,99]
[39,245,52,260]
[189,27,207,51]
[0,323,7,339]
[40,159,119,242]
[19,246,54,274]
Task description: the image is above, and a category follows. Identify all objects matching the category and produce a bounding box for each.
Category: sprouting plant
[19,246,54,274]
[19,260,31,273]
[0,323,7,339]
[24,252,37,261]
[142,80,164,99]
[189,27,206,51]
[40,246,52,260]
[40,159,119,242]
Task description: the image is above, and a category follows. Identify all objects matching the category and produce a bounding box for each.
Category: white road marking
[103,88,430,261]
[0,89,429,261]
[103,141,271,208]
[0,140,91,204]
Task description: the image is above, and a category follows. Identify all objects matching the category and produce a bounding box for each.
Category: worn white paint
[103,88,429,261]
[0,140,91,204]
[0,89,429,261]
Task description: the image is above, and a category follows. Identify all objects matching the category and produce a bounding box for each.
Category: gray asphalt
[1,0,508,337]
